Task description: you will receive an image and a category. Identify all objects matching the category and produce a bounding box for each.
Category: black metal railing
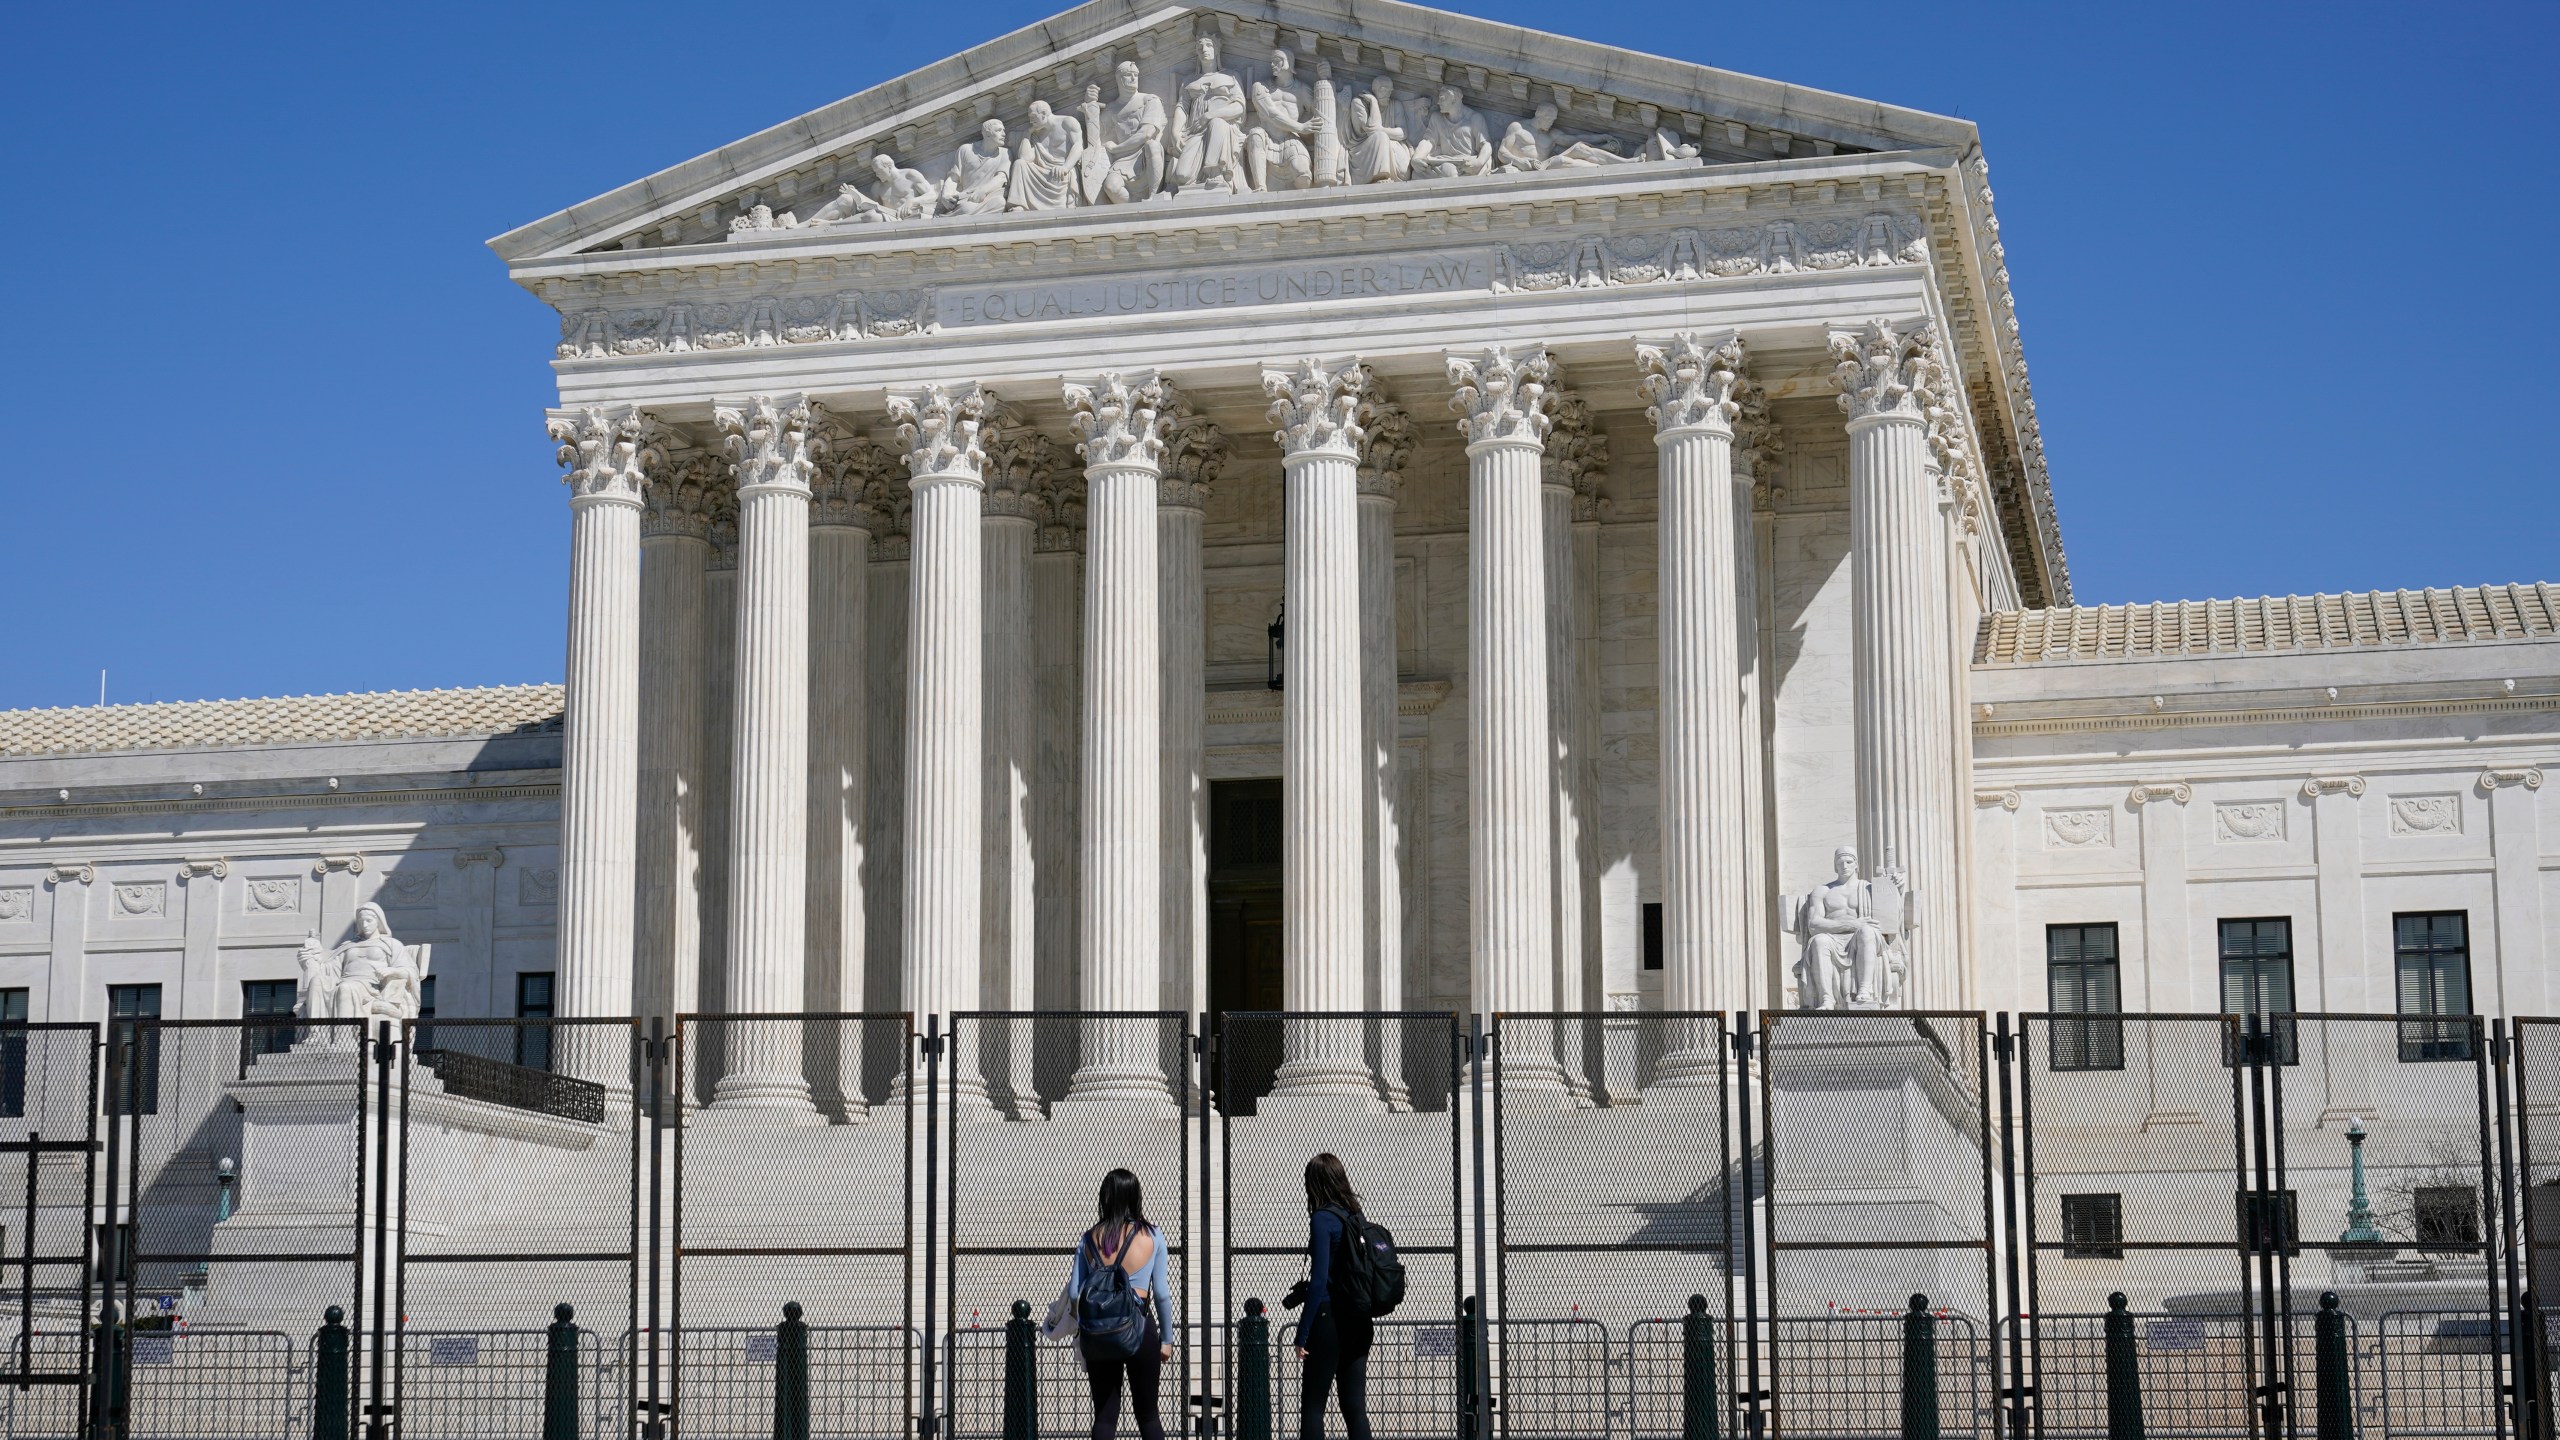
[416,1045,607,1123]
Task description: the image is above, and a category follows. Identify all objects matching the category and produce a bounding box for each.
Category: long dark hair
[1304,1152,1362,1214]
[1095,1168,1150,1242]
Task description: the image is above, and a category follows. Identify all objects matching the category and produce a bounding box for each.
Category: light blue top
[1070,1222,1173,1335]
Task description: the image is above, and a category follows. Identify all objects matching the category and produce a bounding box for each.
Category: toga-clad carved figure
[1246,48,1336,190]
[1082,61,1166,204]
[1411,85,1496,179]
[1168,34,1251,194]
[297,902,430,1029]
[808,153,936,225]
[942,119,1013,215]
[1497,102,1641,171]
[1007,99,1085,211]
[1785,846,1912,1010]
[1345,73,1417,183]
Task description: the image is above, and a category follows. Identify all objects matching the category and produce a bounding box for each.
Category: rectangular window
[96,1222,135,1283]
[2046,924,2124,1071]
[2219,919,2298,1065]
[1641,903,1663,972]
[0,987,27,1121]
[241,979,298,1064]
[2415,1185,2483,1247]
[106,984,162,1116]
[2060,1193,2124,1259]
[416,976,439,1054]
[2238,1189,2300,1257]
[2394,912,2475,1061]
[513,972,555,1072]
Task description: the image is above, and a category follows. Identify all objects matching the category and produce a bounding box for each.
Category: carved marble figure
[308,902,432,1025]
[1412,85,1496,179]
[1168,35,1251,194]
[1083,61,1167,204]
[1786,846,1911,1010]
[296,934,340,1021]
[1007,100,1085,211]
[1345,73,1416,183]
[1246,48,1336,190]
[1498,102,1640,171]
[809,154,936,225]
[942,119,1013,216]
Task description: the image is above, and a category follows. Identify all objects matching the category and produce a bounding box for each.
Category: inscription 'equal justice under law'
[942,253,1488,326]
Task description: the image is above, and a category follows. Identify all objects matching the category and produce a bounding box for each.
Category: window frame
[513,971,556,1072]
[105,983,163,1116]
[0,988,27,1121]
[2059,1192,2125,1260]
[2045,923,2124,1072]
[2217,918,2299,1066]
[2392,911,2475,1062]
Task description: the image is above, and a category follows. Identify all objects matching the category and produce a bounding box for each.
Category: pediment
[491,0,1976,263]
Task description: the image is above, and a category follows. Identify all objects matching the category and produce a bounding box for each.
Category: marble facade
[2,0,2554,1087]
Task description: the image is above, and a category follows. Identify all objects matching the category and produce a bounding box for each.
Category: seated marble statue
[295,933,341,1021]
[1168,34,1251,194]
[1785,846,1910,1010]
[1082,62,1167,204]
[1245,47,1333,190]
[941,120,1013,216]
[1345,73,1416,183]
[1411,86,1495,179]
[1007,100,1085,211]
[300,902,431,1026]
[808,154,936,225]
[1498,103,1641,171]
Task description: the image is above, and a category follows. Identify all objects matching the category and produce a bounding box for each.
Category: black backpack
[1077,1227,1147,1360]
[1327,1206,1407,1318]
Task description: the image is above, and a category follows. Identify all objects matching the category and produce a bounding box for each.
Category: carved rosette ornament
[1159,398,1229,510]
[1356,402,1419,503]
[888,383,991,484]
[1262,358,1370,461]
[1541,391,1610,520]
[1635,331,1744,440]
[1448,344,1555,450]
[714,394,823,498]
[1064,371,1171,472]
[1827,319,1942,427]
[548,405,668,507]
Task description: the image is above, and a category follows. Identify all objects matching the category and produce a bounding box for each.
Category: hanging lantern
[1266,604,1285,692]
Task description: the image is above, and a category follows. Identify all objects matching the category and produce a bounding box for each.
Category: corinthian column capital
[1828,318,1942,426]
[642,451,726,540]
[1356,402,1419,503]
[1635,331,1746,440]
[1446,344,1555,451]
[888,382,992,485]
[1262,357,1370,461]
[812,428,901,531]
[1065,370,1172,471]
[548,404,668,507]
[714,394,823,497]
[1160,396,1228,510]
[1542,391,1610,519]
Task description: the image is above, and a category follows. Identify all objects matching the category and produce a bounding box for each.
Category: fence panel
[945,1014,1192,1440]
[0,1021,98,1418]
[1494,1012,1729,1440]
[1759,1010,1997,1439]
[400,1017,638,1437]
[395,1326,612,1440]
[674,1014,911,1440]
[1220,1013,1462,1440]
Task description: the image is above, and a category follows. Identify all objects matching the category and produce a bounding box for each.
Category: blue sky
[4,1,2552,711]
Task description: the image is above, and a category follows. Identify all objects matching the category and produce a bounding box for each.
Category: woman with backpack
[1064,1168,1173,1440]
[1296,1152,1376,1440]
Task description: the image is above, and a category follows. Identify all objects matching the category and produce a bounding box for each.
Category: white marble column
[637,463,715,1033]
[1448,345,1562,1095]
[1065,372,1172,1104]
[1159,408,1226,1024]
[1541,390,1603,1100]
[708,395,821,1113]
[1831,320,1962,1004]
[699,496,738,1054]
[979,416,1043,1114]
[1357,406,1417,1107]
[892,383,992,1106]
[545,406,661,1084]
[808,444,877,1117]
[1637,334,1750,1075]
[1262,358,1372,1099]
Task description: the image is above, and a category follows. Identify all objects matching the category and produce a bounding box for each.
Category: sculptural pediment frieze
[512,3,1961,264]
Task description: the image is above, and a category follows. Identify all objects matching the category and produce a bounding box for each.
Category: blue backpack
[1077,1226,1147,1361]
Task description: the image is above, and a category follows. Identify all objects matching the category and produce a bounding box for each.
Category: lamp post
[2340,1117,2382,1243]
[215,1157,236,1222]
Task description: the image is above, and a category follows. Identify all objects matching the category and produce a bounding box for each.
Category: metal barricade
[677,1325,912,1440]
[394,1327,611,1440]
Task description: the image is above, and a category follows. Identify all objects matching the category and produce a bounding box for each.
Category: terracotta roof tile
[0,686,564,757]
[1975,584,2560,666]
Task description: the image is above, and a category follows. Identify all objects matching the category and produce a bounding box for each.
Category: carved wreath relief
[245,877,302,914]
[2041,807,2114,850]
[0,887,32,924]
[112,882,166,918]
[2389,795,2462,836]
[2213,802,2286,843]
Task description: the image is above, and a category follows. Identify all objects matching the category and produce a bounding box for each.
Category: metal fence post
[89,1301,123,1440]
[1994,1016,2034,1440]
[1236,1299,1271,1440]
[1002,1300,1037,1440]
[1900,1295,1939,1440]
[1681,1294,1719,1440]
[2102,1293,2143,1440]
[776,1302,811,1440]
[1459,1295,1483,1440]
[544,1304,580,1440]
[2313,1293,2352,1440]
[314,1306,352,1440]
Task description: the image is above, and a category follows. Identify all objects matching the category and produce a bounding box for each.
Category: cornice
[1974,692,2560,739]
[0,780,561,823]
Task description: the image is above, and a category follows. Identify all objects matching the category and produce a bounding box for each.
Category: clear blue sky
[5,1,2552,711]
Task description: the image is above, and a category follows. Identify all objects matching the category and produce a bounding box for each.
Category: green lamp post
[2339,1116,2383,1244]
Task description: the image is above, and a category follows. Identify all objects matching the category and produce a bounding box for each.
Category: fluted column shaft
[1639,334,1750,1071]
[978,506,1036,1112]
[894,385,991,1103]
[1835,320,1960,1004]
[547,407,656,1088]
[1356,478,1406,1101]
[1450,347,1559,1094]
[636,507,708,1034]
[1264,360,1371,1099]
[808,503,869,1116]
[1539,477,1587,1091]
[1159,499,1208,1020]
[712,396,819,1112]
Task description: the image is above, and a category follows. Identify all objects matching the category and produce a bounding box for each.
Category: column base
[1493,1050,1573,1110]
[1270,1055,1382,1104]
[1651,1045,1728,1088]
[883,1069,1004,1123]
[1060,1064,1177,1115]
[704,1072,820,1124]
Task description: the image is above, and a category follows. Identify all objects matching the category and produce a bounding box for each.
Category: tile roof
[1975,584,2560,666]
[0,686,565,757]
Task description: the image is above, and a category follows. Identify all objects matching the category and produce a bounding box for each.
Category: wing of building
[4,1,2553,1083]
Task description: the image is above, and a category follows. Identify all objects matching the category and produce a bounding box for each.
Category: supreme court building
[4,0,2555,1089]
